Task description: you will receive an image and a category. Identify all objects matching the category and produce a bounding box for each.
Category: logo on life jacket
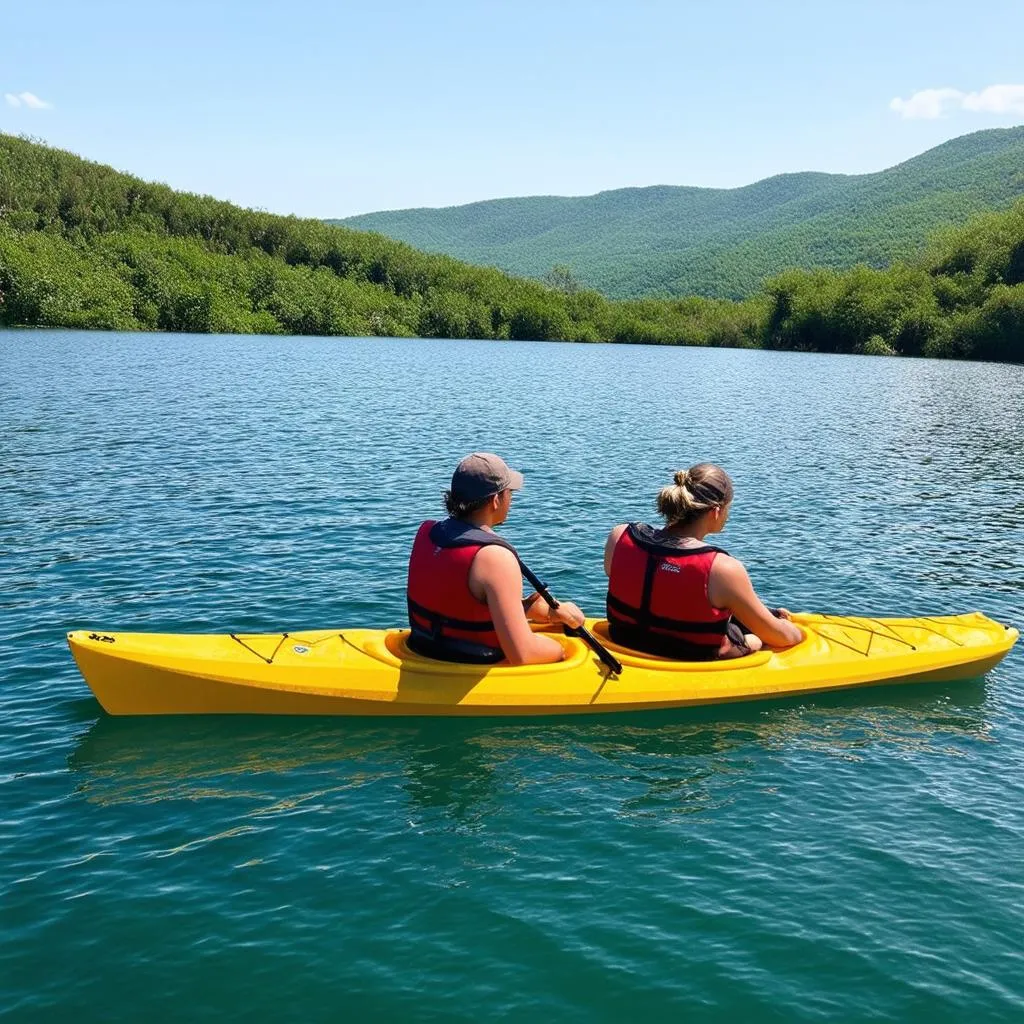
[659,562,681,573]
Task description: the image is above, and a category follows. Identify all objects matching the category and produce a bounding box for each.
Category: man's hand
[548,601,585,630]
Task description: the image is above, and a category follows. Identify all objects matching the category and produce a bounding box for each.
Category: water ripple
[2,332,1023,1023]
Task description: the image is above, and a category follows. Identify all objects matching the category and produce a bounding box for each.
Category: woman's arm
[708,555,803,648]
[604,524,628,576]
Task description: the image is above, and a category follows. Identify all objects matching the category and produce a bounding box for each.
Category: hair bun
[657,463,734,527]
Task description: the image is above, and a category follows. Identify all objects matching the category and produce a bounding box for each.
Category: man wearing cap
[406,452,586,665]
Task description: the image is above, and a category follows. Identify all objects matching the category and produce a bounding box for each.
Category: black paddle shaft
[517,560,623,677]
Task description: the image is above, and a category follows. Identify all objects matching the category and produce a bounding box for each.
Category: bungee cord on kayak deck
[812,615,970,656]
[815,616,918,656]
[918,617,971,645]
[228,632,341,665]
[221,616,981,668]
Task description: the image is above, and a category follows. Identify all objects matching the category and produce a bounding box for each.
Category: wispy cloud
[4,91,53,109]
[891,84,1024,120]
[889,88,962,120]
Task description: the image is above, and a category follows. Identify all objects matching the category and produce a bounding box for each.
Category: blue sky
[4,0,1023,218]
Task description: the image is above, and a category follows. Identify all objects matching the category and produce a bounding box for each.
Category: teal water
[2,330,1023,1022]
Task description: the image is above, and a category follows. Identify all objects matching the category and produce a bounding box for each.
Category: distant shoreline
[1,133,1022,365]
[3,326,1020,369]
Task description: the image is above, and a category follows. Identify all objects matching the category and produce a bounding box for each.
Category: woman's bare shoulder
[710,551,752,589]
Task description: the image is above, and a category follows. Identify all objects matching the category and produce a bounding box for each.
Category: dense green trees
[759,200,1024,363]
[0,133,1022,362]
[337,126,1024,300]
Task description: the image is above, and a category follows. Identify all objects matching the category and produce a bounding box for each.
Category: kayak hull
[67,613,1018,717]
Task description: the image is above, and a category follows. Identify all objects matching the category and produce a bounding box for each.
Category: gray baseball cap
[450,452,524,502]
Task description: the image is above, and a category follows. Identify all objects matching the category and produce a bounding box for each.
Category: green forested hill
[0,133,611,340]
[1,133,1022,363]
[335,127,1024,299]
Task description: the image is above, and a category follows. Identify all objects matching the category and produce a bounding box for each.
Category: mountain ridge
[334,127,1024,298]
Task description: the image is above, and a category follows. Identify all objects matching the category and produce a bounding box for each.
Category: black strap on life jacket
[625,522,727,559]
[406,596,500,634]
[605,594,733,634]
[607,523,731,635]
[428,517,518,553]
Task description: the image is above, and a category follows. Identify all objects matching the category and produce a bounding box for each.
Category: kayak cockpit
[350,622,777,674]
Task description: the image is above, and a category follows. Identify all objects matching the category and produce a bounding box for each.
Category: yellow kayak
[67,612,1017,717]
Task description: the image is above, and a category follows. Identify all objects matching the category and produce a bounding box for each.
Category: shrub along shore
[1,134,1022,362]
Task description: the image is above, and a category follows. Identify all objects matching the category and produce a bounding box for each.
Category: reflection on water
[68,680,991,816]
[7,334,1024,1023]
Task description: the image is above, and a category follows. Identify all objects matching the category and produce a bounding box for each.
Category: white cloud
[961,84,1024,114]
[889,88,962,120]
[3,91,53,110]
[891,84,1024,120]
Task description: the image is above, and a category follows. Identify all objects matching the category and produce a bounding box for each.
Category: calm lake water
[2,330,1023,1022]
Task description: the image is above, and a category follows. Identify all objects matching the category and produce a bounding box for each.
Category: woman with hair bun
[603,464,803,660]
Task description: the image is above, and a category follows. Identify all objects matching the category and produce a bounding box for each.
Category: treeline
[339,127,1024,300]
[762,203,1024,361]
[0,133,1022,362]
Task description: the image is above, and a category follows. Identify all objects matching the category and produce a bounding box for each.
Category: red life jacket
[606,523,732,659]
[406,518,518,663]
